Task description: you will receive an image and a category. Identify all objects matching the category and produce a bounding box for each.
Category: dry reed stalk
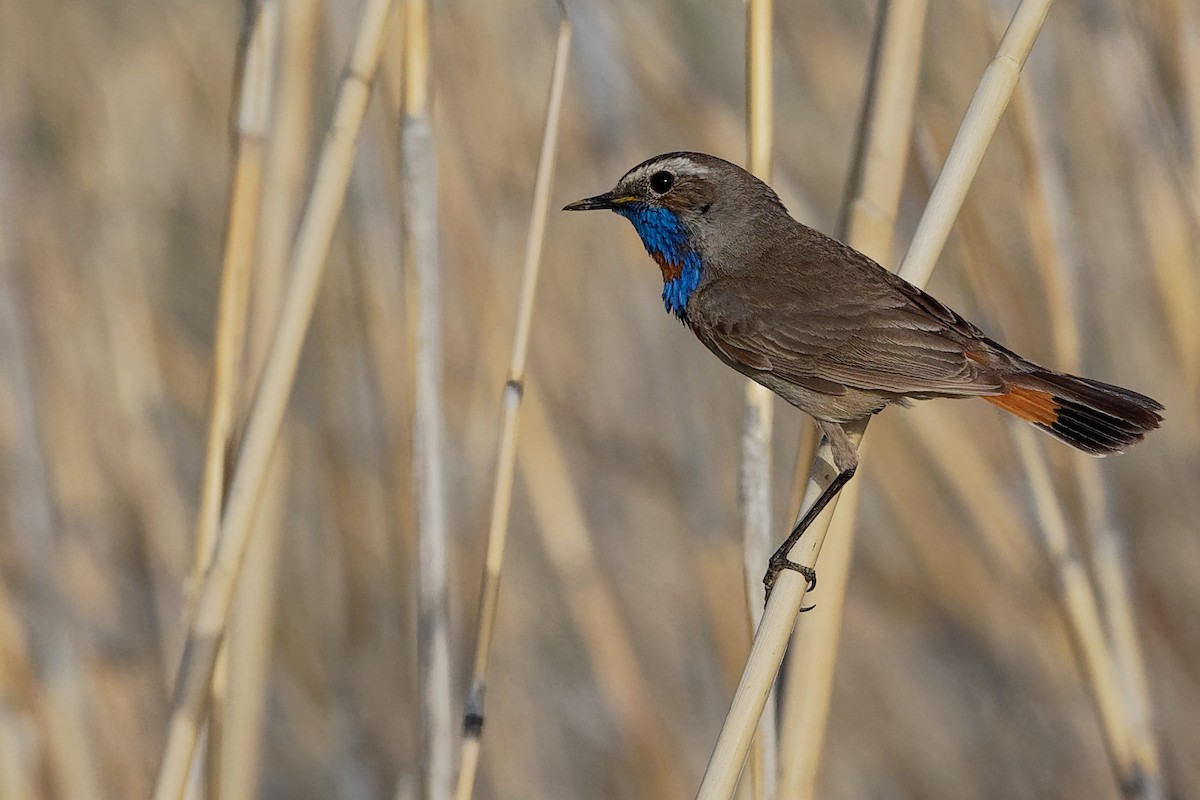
[211,1,321,795]
[188,0,277,617]
[915,55,1162,796]
[346,0,410,564]
[777,5,926,796]
[352,90,419,800]
[1140,8,1200,393]
[402,0,454,797]
[215,265,293,800]
[1008,85,1079,371]
[776,443,865,795]
[896,0,1051,286]
[1009,427,1143,789]
[740,1,776,797]
[945,184,1161,796]
[452,7,571,799]
[1076,27,1182,791]
[1137,155,1200,400]
[519,386,689,800]
[216,440,286,800]
[151,1,396,796]
[344,23,423,800]
[1008,76,1165,799]
[903,406,1037,576]
[1096,0,1200,401]
[784,413,818,527]
[1108,5,1200,234]
[246,0,320,388]
[696,3,1054,797]
[185,6,279,796]
[741,403,776,800]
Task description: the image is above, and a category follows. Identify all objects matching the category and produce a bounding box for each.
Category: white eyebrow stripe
[660,157,708,176]
[631,158,709,182]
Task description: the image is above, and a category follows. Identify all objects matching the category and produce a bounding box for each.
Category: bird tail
[983,368,1163,455]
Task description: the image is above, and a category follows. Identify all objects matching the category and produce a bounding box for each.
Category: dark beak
[563,191,622,211]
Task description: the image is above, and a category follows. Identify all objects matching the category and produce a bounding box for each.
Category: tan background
[0,0,1196,798]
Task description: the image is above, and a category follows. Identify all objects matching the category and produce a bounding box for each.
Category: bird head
[563,151,721,236]
[564,152,787,319]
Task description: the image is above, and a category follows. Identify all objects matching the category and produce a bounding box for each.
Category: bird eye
[649,170,674,194]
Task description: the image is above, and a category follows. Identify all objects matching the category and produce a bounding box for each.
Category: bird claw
[763,554,817,610]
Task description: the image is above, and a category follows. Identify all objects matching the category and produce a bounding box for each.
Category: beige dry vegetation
[0,1,1196,799]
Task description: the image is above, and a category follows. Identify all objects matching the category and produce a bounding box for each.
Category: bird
[563,151,1163,598]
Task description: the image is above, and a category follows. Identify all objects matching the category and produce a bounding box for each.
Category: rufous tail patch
[984,386,1059,425]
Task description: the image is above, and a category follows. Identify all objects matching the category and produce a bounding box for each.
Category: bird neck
[619,204,702,321]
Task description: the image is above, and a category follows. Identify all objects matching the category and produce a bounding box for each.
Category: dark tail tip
[1022,372,1163,455]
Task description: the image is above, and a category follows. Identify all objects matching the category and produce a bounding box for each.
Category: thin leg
[763,419,860,604]
[762,466,856,600]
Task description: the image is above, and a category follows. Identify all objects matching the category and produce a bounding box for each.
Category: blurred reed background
[0,0,1197,798]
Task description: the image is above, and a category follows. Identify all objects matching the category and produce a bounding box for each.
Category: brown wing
[690,268,1003,398]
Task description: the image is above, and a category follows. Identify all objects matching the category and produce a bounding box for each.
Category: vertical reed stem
[696,3,1054,797]
[741,0,776,797]
[151,2,396,796]
[777,5,927,797]
[402,2,454,799]
[190,6,279,797]
[454,6,572,798]
[1009,72,1165,799]
[188,0,277,622]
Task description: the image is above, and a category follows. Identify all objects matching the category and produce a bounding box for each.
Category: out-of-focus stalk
[453,6,572,799]
[778,12,928,797]
[740,0,777,797]
[151,1,396,796]
[401,1,454,798]
[696,3,1054,797]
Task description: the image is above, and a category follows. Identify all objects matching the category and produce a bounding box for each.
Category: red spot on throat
[651,251,683,281]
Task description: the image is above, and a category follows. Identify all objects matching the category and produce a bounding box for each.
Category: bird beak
[563,191,628,211]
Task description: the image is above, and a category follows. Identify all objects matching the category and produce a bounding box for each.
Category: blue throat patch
[617,204,702,321]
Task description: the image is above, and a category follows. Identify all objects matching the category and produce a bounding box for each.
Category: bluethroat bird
[564,152,1163,597]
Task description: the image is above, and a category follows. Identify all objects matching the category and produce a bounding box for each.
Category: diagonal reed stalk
[401,0,454,797]
[740,0,776,797]
[696,2,1055,797]
[1009,426,1146,796]
[187,0,276,625]
[212,5,319,798]
[914,103,1162,799]
[927,21,1167,792]
[777,3,927,797]
[184,5,279,797]
[150,1,396,797]
[453,6,572,799]
[1005,71,1164,798]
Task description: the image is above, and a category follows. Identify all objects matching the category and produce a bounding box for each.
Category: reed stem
[740,0,777,796]
[696,3,1055,797]
[453,6,572,798]
[150,2,396,796]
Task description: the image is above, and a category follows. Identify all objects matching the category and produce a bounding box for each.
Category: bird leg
[763,420,859,604]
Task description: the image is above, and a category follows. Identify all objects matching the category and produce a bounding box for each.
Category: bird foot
[763,554,817,610]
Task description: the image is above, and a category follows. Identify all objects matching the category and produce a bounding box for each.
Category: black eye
[649,170,674,194]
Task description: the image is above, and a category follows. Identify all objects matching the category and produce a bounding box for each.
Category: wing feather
[692,271,1002,398]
